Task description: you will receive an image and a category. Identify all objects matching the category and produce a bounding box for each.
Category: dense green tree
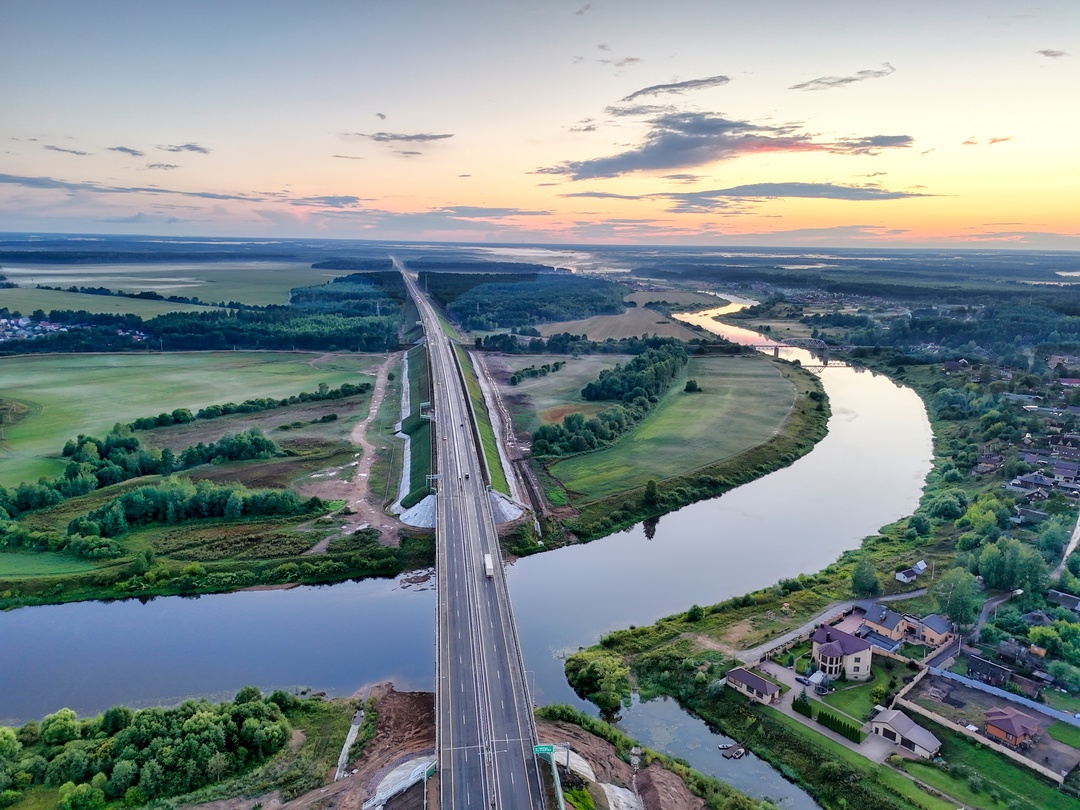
[851,555,882,597]
[930,568,980,625]
[41,709,79,746]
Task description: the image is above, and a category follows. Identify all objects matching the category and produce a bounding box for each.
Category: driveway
[752,661,895,764]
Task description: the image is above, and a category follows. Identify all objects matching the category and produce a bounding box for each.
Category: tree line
[127,381,370,430]
[532,344,688,457]
[0,687,292,810]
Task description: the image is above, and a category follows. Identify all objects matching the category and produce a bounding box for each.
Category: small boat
[718,743,733,750]
[731,748,745,760]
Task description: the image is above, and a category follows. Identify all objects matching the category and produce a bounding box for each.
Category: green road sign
[533,744,554,754]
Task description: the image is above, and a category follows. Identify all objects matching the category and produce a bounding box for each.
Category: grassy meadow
[501,354,629,433]
[0,261,338,306]
[537,306,703,341]
[550,355,795,501]
[0,352,380,486]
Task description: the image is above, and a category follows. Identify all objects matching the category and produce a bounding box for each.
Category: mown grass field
[537,306,703,342]
[1,261,337,306]
[0,286,219,316]
[0,550,100,577]
[455,346,510,495]
[0,352,380,487]
[550,355,795,501]
[500,354,629,433]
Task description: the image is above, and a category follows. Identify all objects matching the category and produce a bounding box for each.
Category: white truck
[484,553,495,578]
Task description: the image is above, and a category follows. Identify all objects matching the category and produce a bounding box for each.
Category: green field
[550,356,795,501]
[538,306,703,342]
[0,550,100,578]
[501,354,628,433]
[455,345,511,495]
[1,261,339,306]
[624,290,723,308]
[0,352,380,486]
[0,286,220,316]
[1047,720,1080,749]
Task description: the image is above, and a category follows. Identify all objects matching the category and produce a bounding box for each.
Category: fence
[929,667,1080,730]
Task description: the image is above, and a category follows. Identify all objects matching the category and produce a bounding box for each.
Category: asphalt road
[399,264,545,810]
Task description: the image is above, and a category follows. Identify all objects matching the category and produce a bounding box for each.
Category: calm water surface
[0,294,933,807]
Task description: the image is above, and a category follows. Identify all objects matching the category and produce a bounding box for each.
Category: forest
[0,688,292,810]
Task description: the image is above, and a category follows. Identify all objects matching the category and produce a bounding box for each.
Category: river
[0,295,933,808]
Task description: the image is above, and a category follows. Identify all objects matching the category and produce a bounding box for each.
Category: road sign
[533,744,554,754]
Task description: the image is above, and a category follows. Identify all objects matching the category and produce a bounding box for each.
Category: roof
[985,707,1041,737]
[726,667,779,695]
[856,601,904,631]
[921,614,951,634]
[968,655,1011,681]
[875,709,941,752]
[811,625,871,656]
[1048,589,1080,611]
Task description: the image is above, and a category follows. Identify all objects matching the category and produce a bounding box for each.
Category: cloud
[575,4,591,15]
[145,163,180,170]
[100,212,183,225]
[988,136,1012,145]
[538,111,912,179]
[962,138,978,145]
[349,131,454,143]
[600,57,641,68]
[44,145,90,156]
[1037,49,1068,58]
[397,150,423,157]
[662,182,929,212]
[108,146,145,157]
[790,62,895,91]
[621,74,730,102]
[604,103,676,118]
[663,173,703,184]
[0,172,259,202]
[458,174,472,177]
[561,190,647,200]
[159,142,211,154]
[376,112,387,119]
[290,195,365,208]
[333,154,365,160]
[431,205,552,219]
[568,118,597,133]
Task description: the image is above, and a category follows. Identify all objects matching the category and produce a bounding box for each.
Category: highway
[398,264,545,809]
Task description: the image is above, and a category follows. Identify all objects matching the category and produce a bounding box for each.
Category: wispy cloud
[790,62,895,91]
[108,146,144,157]
[604,103,675,118]
[575,4,591,15]
[663,173,703,184]
[397,150,423,157]
[988,136,1012,145]
[601,56,641,68]
[44,145,90,156]
[159,142,211,154]
[0,172,258,202]
[1037,49,1069,58]
[145,163,179,170]
[431,205,552,219]
[290,195,366,208]
[349,131,454,143]
[333,154,365,160]
[376,112,387,120]
[538,111,912,179]
[622,74,730,102]
[568,118,597,133]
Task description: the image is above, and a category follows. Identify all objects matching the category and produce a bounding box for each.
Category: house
[894,560,927,584]
[871,709,941,759]
[810,625,872,680]
[725,667,781,705]
[854,601,952,649]
[1047,589,1080,614]
[985,707,1041,748]
[967,655,1012,687]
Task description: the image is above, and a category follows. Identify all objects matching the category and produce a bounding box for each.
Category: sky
[1,0,1078,248]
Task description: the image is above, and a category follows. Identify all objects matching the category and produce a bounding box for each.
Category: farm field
[550,355,795,502]
[0,287,219,317]
[538,306,703,342]
[0,261,338,306]
[0,352,380,486]
[498,354,629,434]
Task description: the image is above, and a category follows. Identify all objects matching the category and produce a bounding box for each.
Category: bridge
[398,264,546,809]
